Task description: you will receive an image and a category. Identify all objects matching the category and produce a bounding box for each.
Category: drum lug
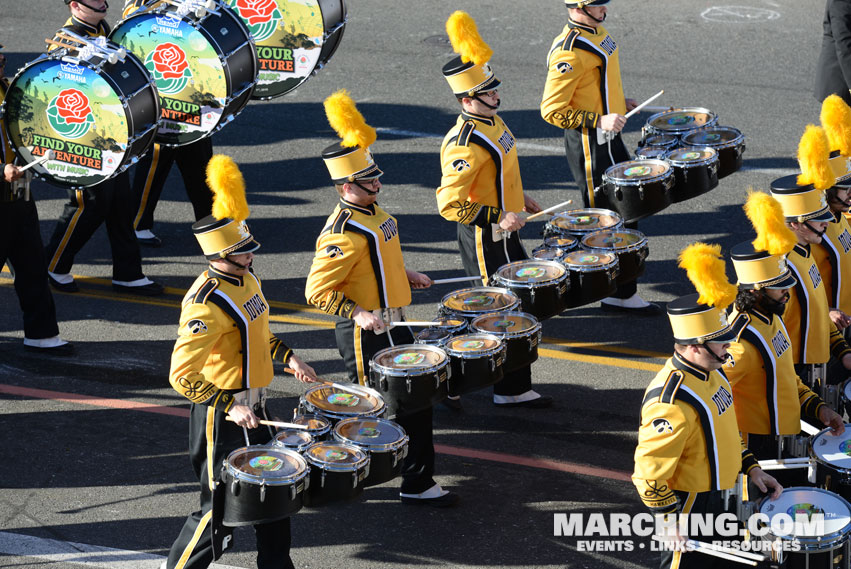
[434,373,440,389]
[321,469,327,488]
[461,359,466,375]
[231,478,239,496]
[380,376,388,392]
[289,483,296,500]
[529,287,536,301]
[352,471,358,488]
[490,357,496,372]
[637,184,645,200]
[406,377,412,393]
[260,481,266,503]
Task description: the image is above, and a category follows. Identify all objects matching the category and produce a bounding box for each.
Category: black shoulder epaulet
[193,278,219,304]
[561,29,580,52]
[331,209,352,234]
[455,120,476,147]
[730,312,750,339]
[660,370,684,404]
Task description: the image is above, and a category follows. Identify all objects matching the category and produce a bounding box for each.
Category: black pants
[335,319,437,494]
[44,171,145,281]
[165,402,294,569]
[132,139,214,231]
[456,223,533,396]
[0,197,59,339]
[563,128,637,299]
[659,490,740,569]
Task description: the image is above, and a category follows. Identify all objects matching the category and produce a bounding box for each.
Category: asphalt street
[0,1,830,568]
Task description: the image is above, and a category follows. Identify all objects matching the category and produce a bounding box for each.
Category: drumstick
[650,536,760,565]
[319,381,371,397]
[19,150,54,173]
[225,416,309,430]
[44,38,80,51]
[800,420,820,436]
[524,199,574,222]
[640,105,676,114]
[431,276,482,285]
[624,90,665,120]
[387,321,442,327]
[756,458,811,471]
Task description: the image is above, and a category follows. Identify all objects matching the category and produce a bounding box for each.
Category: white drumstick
[650,536,760,565]
[432,276,482,285]
[800,420,820,436]
[387,321,442,327]
[225,417,309,430]
[638,105,676,114]
[321,381,371,397]
[19,150,54,172]
[524,199,574,221]
[624,90,665,120]
[757,458,811,471]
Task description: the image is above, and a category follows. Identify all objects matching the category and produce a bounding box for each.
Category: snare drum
[439,287,520,321]
[542,235,579,252]
[634,146,668,160]
[271,429,314,453]
[811,425,851,502]
[367,344,449,418]
[543,208,623,240]
[638,133,679,151]
[289,413,332,440]
[1,49,159,189]
[531,246,567,263]
[581,228,648,285]
[643,107,718,138]
[757,487,851,568]
[664,146,719,203]
[298,384,385,424]
[226,0,347,99]
[110,1,258,145]
[489,260,568,320]
[561,249,620,308]
[221,445,309,526]
[598,159,674,224]
[680,126,745,178]
[333,417,408,487]
[302,441,369,506]
[471,312,542,373]
[414,317,467,347]
[442,333,506,396]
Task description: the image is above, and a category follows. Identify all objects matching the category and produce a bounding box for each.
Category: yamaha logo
[452,159,471,172]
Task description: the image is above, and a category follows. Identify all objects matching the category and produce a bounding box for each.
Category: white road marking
[0,531,242,569]
[701,6,781,23]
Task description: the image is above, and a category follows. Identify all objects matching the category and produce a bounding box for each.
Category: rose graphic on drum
[233,0,283,41]
[46,89,94,139]
[145,43,192,95]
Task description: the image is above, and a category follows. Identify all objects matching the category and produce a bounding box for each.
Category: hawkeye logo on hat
[482,63,493,79]
[325,245,344,259]
[187,319,207,335]
[778,258,787,273]
[237,221,251,240]
[452,159,471,172]
[556,62,573,74]
[652,418,673,434]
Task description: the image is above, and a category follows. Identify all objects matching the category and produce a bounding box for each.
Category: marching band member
[633,243,781,569]
[305,91,458,507]
[540,0,659,315]
[164,155,317,569]
[436,11,551,410]
[44,0,163,295]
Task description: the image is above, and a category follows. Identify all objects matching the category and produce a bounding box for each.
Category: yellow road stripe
[538,347,663,372]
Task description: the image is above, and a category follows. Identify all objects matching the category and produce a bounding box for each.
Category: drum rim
[581,228,648,253]
[542,235,579,249]
[442,332,506,358]
[301,385,387,418]
[809,424,851,474]
[757,486,851,546]
[547,208,624,234]
[531,246,567,261]
[562,249,620,271]
[681,126,745,149]
[332,417,410,453]
[634,148,670,159]
[492,259,568,287]
[470,311,542,339]
[272,429,315,452]
[645,107,718,133]
[303,441,370,471]
[440,286,521,316]
[370,343,450,375]
[225,445,309,485]
[290,413,333,435]
[664,145,719,166]
[603,159,673,185]
[641,133,680,147]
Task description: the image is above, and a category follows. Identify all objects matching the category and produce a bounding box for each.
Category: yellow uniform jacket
[724,307,824,436]
[813,212,851,313]
[633,353,757,514]
[437,111,524,226]
[170,267,292,411]
[540,19,627,130]
[122,0,165,17]
[785,243,849,364]
[305,199,412,316]
[51,16,110,49]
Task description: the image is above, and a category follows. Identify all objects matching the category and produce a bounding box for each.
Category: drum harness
[233,387,273,446]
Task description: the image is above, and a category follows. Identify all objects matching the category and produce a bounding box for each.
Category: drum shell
[489,267,568,321]
[580,230,648,286]
[598,171,674,224]
[303,462,368,507]
[667,152,719,203]
[562,253,620,308]
[445,345,506,396]
[332,418,408,487]
[469,315,541,374]
[367,364,449,419]
[680,127,745,179]
[220,457,308,527]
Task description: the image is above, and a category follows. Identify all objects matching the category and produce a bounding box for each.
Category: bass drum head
[226,0,347,99]
[226,446,307,484]
[302,384,384,416]
[371,344,447,374]
[440,287,520,317]
[3,55,140,188]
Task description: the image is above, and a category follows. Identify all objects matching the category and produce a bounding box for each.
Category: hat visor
[763,271,797,290]
[354,166,384,181]
[705,316,747,344]
[477,76,501,93]
[810,208,835,223]
[231,238,261,256]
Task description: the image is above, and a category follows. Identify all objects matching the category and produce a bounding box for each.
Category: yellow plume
[207,154,249,222]
[446,11,493,66]
[820,94,851,156]
[743,190,796,256]
[796,124,834,190]
[677,242,737,309]
[323,89,376,149]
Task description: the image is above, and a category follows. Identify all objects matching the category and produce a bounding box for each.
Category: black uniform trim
[470,205,502,227]
[572,39,610,115]
[672,353,709,382]
[660,371,684,404]
[741,448,759,475]
[331,209,352,234]
[270,336,293,364]
[208,267,243,287]
[206,293,250,389]
[345,223,388,308]
[460,111,495,126]
[821,227,843,307]
[749,308,770,325]
[193,279,220,304]
[676,388,720,491]
[787,260,811,359]
[641,386,664,408]
[567,18,597,35]
[741,327,779,435]
[467,131,505,211]
[340,199,375,216]
[456,121,476,146]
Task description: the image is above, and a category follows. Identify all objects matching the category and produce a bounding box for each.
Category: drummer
[305,91,458,508]
[540,0,660,315]
[122,0,215,249]
[165,154,318,569]
[43,0,163,295]
[436,11,551,410]
[633,242,782,569]
[723,192,843,472]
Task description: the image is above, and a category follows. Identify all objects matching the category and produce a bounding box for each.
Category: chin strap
[352,180,379,196]
[703,344,730,366]
[828,192,851,209]
[804,221,827,238]
[472,94,500,110]
[581,5,606,23]
[759,291,789,316]
[76,0,109,13]
[222,256,250,271]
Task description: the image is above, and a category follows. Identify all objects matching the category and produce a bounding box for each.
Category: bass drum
[1,48,159,189]
[110,0,258,146]
[225,0,347,100]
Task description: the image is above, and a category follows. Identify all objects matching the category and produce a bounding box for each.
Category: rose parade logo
[231,0,282,42]
[145,43,191,95]
[46,89,94,139]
